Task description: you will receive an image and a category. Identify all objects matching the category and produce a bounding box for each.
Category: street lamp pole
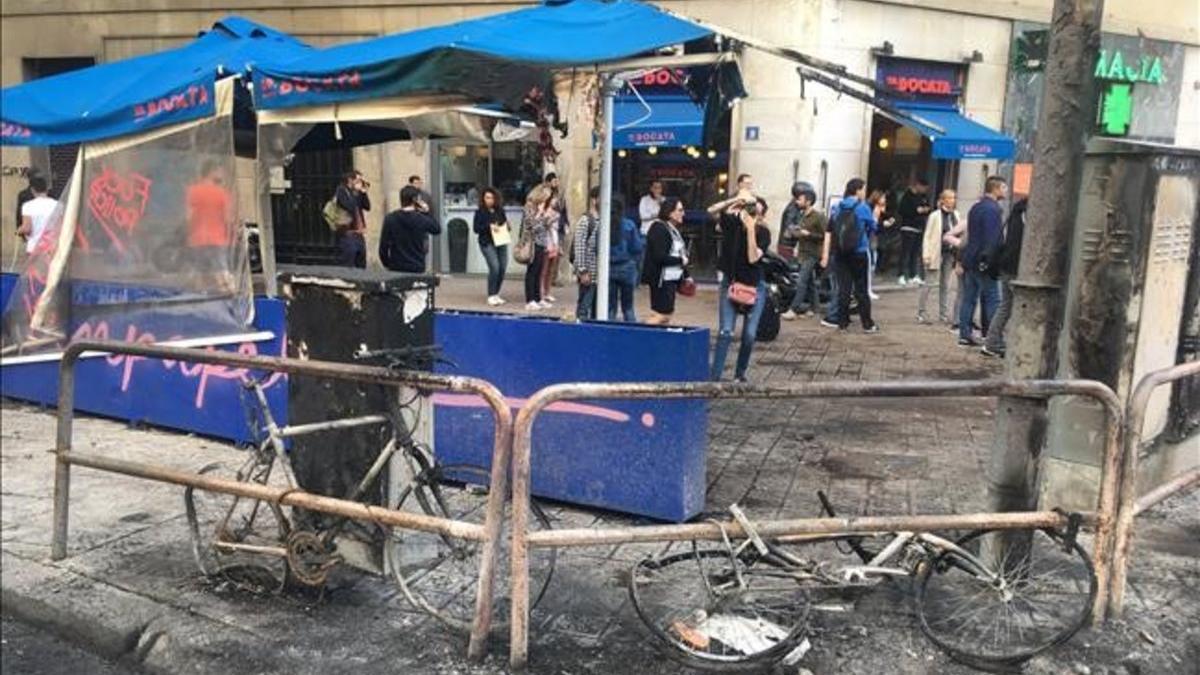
[596,75,618,321]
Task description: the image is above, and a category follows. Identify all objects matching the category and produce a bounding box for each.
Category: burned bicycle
[629,492,1096,672]
[182,345,557,633]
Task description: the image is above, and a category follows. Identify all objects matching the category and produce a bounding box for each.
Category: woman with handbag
[710,196,771,382]
[474,187,510,306]
[521,185,556,311]
[641,197,690,326]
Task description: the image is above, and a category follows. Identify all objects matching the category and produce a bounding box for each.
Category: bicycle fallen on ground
[629,491,1096,671]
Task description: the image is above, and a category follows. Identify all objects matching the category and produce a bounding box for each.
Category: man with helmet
[778,181,827,320]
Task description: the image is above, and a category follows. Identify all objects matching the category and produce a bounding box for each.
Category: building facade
[2,0,1198,271]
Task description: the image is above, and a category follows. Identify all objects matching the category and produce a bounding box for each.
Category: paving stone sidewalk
[2,278,1196,674]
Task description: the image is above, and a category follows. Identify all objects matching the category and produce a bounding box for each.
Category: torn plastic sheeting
[695,613,791,655]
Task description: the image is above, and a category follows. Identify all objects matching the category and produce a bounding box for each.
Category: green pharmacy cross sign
[1094,49,1166,85]
[1099,83,1134,136]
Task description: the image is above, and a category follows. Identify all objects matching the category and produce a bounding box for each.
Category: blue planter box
[433,310,710,522]
[1,273,287,445]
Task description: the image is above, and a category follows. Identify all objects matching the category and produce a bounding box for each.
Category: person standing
[17,173,56,254]
[379,185,442,274]
[14,169,45,234]
[408,175,433,213]
[711,197,771,382]
[897,178,932,286]
[866,190,893,301]
[958,176,1008,347]
[522,185,557,311]
[638,180,664,235]
[780,182,827,320]
[983,197,1027,358]
[917,190,961,324]
[334,170,371,268]
[823,178,879,333]
[609,195,643,322]
[184,162,235,289]
[473,187,509,306]
[642,197,689,326]
[541,173,568,302]
[573,186,602,320]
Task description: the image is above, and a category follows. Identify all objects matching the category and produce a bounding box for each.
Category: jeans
[608,259,638,322]
[900,229,923,280]
[337,231,366,268]
[710,278,768,381]
[835,252,874,329]
[576,282,596,320]
[917,253,956,321]
[985,275,1014,352]
[480,244,508,296]
[788,255,820,313]
[959,270,1000,341]
[824,258,841,324]
[524,245,545,303]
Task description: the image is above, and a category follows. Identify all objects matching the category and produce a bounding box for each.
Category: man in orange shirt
[186,161,235,290]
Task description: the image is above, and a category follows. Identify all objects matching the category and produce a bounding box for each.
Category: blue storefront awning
[894,104,1015,160]
[613,96,704,149]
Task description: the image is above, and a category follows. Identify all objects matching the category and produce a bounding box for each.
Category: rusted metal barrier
[1108,361,1200,618]
[52,340,510,661]
[508,379,1124,671]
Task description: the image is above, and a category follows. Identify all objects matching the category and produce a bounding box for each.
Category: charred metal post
[987,0,1105,606]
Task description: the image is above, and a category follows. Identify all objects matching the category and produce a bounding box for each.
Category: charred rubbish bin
[278,266,437,567]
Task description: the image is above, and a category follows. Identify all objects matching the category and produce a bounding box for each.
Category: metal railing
[51,341,511,661]
[1107,361,1200,618]
[507,378,1124,671]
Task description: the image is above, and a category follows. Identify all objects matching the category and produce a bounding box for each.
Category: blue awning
[1,17,312,146]
[894,104,1015,160]
[613,96,704,149]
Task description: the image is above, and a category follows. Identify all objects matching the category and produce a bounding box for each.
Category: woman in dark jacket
[641,197,689,325]
[473,187,509,306]
[608,197,644,322]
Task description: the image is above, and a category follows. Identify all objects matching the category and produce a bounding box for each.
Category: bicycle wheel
[385,457,557,634]
[183,452,290,592]
[917,528,1096,664]
[629,545,812,672]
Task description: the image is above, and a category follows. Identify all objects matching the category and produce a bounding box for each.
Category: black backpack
[835,202,862,255]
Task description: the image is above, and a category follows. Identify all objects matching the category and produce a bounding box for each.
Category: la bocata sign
[1094,49,1166,85]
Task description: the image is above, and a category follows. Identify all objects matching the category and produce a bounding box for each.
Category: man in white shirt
[18,174,57,253]
[638,180,664,235]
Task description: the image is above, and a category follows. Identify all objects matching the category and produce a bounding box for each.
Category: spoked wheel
[629,544,812,672]
[385,456,557,634]
[183,452,291,593]
[917,528,1096,665]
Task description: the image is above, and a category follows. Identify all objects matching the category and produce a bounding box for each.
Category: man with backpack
[325,170,371,268]
[821,178,879,333]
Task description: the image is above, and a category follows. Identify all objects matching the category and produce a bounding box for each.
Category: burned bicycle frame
[50,340,511,661]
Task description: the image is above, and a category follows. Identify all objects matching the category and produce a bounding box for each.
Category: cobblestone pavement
[1,276,1196,674]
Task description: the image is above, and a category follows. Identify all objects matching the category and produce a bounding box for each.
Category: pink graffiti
[70,321,284,408]
[432,393,655,428]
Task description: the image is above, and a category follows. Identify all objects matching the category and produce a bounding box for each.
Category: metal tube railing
[1108,360,1200,618]
[52,340,512,661]
[507,378,1124,671]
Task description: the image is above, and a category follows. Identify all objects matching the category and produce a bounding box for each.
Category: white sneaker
[486,296,502,306]
[544,294,557,303]
[781,310,799,321]
[525,301,542,311]
[495,296,507,305]
[869,292,881,300]
[914,278,927,287]
[897,276,908,287]
[538,300,554,309]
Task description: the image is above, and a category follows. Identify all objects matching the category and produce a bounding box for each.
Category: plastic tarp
[893,103,1016,160]
[0,16,311,146]
[2,79,254,356]
[250,0,712,112]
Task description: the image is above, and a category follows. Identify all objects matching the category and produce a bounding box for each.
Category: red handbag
[727,281,757,311]
[678,277,697,297]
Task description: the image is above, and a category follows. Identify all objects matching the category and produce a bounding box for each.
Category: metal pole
[595,75,617,321]
[50,350,77,561]
[987,0,1104,616]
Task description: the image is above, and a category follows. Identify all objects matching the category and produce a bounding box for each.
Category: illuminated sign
[1098,83,1133,136]
[1094,50,1165,85]
[884,75,954,95]
[875,57,964,104]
